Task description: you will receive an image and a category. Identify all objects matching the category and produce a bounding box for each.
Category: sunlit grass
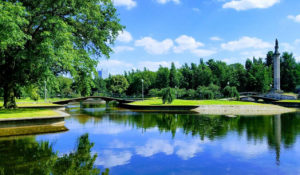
[130,99,264,106]
[0,109,59,119]
[0,98,67,108]
[278,100,300,103]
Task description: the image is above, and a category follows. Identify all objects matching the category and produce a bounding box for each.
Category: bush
[186,89,196,99]
[149,89,161,97]
[161,88,175,104]
[196,84,221,100]
[223,86,240,100]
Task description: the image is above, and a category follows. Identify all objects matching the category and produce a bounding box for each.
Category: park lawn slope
[0,109,60,119]
[130,99,264,106]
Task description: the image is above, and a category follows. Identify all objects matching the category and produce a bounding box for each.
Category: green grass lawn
[130,99,264,106]
[278,100,300,103]
[0,97,68,108]
[0,109,60,119]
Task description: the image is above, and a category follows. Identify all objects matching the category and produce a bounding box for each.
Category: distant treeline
[1,51,299,100]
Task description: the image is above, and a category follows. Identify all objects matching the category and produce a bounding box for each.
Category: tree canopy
[0,0,123,108]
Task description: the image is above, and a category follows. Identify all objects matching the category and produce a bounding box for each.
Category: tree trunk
[4,83,17,109]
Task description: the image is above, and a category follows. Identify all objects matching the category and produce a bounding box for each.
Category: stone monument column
[273,39,280,91]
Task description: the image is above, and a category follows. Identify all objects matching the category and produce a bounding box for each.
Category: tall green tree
[155,66,170,89]
[106,75,129,95]
[0,0,123,108]
[280,52,298,91]
[169,62,179,88]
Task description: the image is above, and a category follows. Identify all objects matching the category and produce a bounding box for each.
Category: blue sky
[98,0,300,76]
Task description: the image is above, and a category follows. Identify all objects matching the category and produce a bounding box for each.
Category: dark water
[1,104,300,175]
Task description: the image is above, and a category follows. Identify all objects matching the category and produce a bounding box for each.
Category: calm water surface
[1,104,300,175]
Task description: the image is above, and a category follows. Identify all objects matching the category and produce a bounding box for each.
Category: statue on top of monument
[275,39,279,55]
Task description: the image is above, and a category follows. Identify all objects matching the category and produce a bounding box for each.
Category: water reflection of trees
[82,108,300,149]
[0,134,108,175]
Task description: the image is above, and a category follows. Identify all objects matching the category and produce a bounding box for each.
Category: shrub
[161,88,175,104]
[223,86,240,100]
[149,89,161,97]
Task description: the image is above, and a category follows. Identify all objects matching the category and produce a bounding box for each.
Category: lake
[1,104,300,175]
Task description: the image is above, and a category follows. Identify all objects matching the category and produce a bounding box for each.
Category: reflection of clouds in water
[136,139,174,157]
[174,140,204,160]
[109,139,132,148]
[221,134,268,158]
[96,150,132,168]
[136,139,208,160]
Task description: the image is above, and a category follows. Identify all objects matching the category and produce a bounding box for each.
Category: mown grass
[278,100,300,103]
[130,99,264,106]
[0,97,68,108]
[0,109,59,119]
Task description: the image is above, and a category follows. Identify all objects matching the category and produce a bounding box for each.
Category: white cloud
[138,61,181,71]
[294,39,300,45]
[117,30,133,43]
[173,35,204,53]
[288,14,300,23]
[281,42,294,52]
[241,50,266,58]
[173,35,216,57]
[223,0,280,11]
[113,46,134,53]
[135,37,174,55]
[156,0,180,4]
[221,36,272,51]
[192,49,216,57]
[136,139,174,157]
[192,8,200,12]
[113,0,137,9]
[210,36,222,41]
[96,150,132,168]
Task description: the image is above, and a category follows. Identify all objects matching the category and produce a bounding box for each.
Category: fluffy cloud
[221,37,272,51]
[173,35,216,57]
[96,150,132,168]
[210,36,222,41]
[288,14,300,23]
[223,0,280,11]
[113,0,137,9]
[113,46,134,53]
[156,0,180,4]
[135,37,174,55]
[117,30,133,43]
[173,35,204,53]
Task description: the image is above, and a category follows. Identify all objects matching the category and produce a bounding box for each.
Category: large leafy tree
[0,0,123,108]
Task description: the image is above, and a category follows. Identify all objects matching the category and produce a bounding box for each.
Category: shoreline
[192,105,296,115]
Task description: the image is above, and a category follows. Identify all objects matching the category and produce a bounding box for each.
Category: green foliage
[281,52,298,92]
[223,86,240,99]
[107,75,129,95]
[155,66,170,89]
[197,84,221,99]
[149,89,161,97]
[162,88,175,104]
[169,62,179,88]
[0,0,123,108]
[57,76,73,98]
[25,85,40,101]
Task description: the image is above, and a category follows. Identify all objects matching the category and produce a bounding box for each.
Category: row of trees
[103,51,300,98]
[2,51,299,101]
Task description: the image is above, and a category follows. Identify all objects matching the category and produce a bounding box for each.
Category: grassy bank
[0,109,60,119]
[0,97,68,108]
[130,99,264,106]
